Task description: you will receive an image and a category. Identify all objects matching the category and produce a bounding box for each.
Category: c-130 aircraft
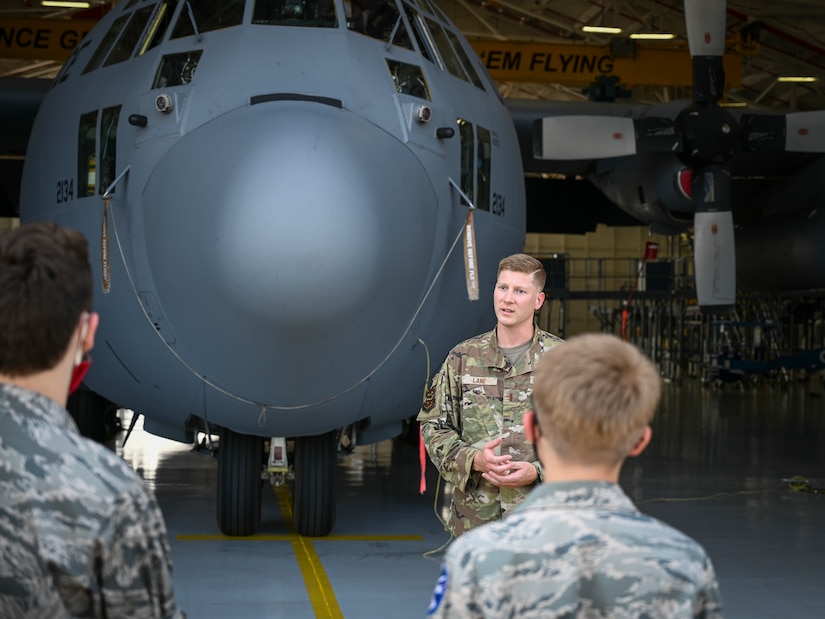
[3,0,825,537]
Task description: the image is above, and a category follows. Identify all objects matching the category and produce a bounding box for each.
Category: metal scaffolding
[535,254,825,387]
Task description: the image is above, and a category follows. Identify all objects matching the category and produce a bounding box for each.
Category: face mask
[69,313,91,394]
[69,358,92,394]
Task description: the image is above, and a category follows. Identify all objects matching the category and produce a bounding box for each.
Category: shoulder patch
[422,386,436,412]
[427,565,448,616]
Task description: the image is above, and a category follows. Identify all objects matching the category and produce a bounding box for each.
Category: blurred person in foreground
[0,221,185,618]
[427,332,723,618]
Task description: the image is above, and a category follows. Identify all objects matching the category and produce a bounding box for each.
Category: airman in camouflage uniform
[0,222,185,618]
[418,254,563,536]
[426,333,724,618]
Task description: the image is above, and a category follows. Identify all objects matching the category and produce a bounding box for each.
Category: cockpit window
[99,106,122,195]
[445,29,484,90]
[83,13,130,74]
[386,59,430,100]
[347,0,413,51]
[139,0,180,54]
[153,50,203,88]
[458,119,491,211]
[171,0,244,38]
[78,111,98,198]
[401,4,434,64]
[425,19,469,83]
[253,0,337,27]
[103,5,156,67]
[416,0,448,22]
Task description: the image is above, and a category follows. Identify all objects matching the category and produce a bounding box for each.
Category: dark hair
[0,221,92,376]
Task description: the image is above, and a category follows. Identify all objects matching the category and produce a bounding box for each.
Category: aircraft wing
[0,77,51,217]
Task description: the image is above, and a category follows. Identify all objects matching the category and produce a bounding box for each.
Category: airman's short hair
[532,333,661,465]
[498,253,546,291]
[0,221,92,376]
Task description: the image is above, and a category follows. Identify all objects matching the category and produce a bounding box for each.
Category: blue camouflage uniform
[427,480,724,619]
[417,326,563,536]
[0,383,185,618]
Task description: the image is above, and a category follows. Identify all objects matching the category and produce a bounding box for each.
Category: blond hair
[498,253,546,291]
[532,333,661,465]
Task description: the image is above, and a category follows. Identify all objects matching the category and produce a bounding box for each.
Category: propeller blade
[684,0,727,103]
[537,116,636,160]
[692,165,736,313]
[785,110,825,152]
[740,112,786,153]
[684,0,726,57]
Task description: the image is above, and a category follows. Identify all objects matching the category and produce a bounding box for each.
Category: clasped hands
[472,437,537,488]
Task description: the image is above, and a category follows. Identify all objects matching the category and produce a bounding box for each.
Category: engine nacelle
[589,154,694,231]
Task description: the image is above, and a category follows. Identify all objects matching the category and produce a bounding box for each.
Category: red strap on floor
[419,422,427,494]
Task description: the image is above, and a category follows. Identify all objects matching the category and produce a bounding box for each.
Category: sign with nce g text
[0,19,96,61]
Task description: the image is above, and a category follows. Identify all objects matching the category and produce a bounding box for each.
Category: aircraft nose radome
[141,103,438,401]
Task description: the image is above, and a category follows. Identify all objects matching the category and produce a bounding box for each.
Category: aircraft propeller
[536,0,825,313]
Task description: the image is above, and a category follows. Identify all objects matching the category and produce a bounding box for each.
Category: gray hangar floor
[119,380,825,619]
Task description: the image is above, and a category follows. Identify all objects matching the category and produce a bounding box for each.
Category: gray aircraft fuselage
[21,0,526,446]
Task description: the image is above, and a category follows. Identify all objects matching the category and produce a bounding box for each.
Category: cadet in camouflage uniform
[418,254,563,537]
[0,222,185,619]
[427,333,723,619]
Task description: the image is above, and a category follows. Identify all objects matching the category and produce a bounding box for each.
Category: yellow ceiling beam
[469,38,752,89]
[0,19,97,61]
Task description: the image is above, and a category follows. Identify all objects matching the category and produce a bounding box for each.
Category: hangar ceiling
[0,0,824,111]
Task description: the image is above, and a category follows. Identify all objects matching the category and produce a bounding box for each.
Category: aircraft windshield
[171,0,245,38]
[346,0,412,50]
[253,0,337,27]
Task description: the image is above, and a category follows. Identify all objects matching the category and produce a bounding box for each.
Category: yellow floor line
[177,533,423,542]
[174,486,423,618]
[278,485,342,619]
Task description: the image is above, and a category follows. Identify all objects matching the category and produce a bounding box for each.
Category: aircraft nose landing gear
[216,428,338,537]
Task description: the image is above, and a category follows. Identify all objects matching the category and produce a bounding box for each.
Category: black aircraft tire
[293,430,337,537]
[217,428,263,537]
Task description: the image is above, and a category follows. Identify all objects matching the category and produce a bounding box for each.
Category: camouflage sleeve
[426,543,476,619]
[416,359,480,493]
[699,557,724,618]
[96,484,185,619]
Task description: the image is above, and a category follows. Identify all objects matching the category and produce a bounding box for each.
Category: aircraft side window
[77,111,98,199]
[171,0,244,39]
[386,59,430,100]
[152,50,203,88]
[253,0,338,27]
[425,19,469,83]
[458,118,474,207]
[99,106,122,195]
[457,119,491,210]
[445,29,485,90]
[104,5,157,67]
[139,0,181,55]
[347,0,413,51]
[475,125,491,212]
[82,13,131,74]
[426,0,450,24]
[55,39,92,85]
[401,5,435,65]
